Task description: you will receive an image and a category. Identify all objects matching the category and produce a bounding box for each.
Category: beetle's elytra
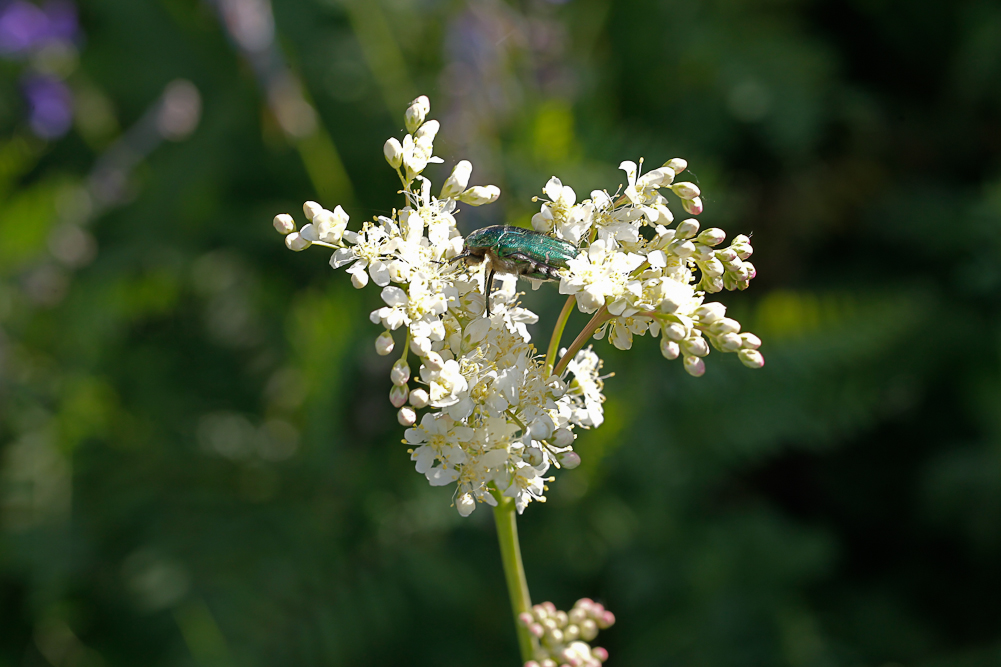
[450,225,579,316]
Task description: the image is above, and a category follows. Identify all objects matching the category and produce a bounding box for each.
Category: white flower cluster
[520,598,615,667]
[274,96,600,515]
[533,161,763,377]
[273,95,764,515]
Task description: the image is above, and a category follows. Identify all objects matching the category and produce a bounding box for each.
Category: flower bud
[285,232,310,251]
[557,451,581,469]
[530,623,545,638]
[424,351,445,371]
[410,336,432,357]
[740,332,762,349]
[694,302,726,323]
[375,331,395,356]
[273,213,295,235]
[547,628,564,644]
[458,185,501,206]
[660,338,680,360]
[540,660,557,667]
[672,182,700,199]
[523,446,544,467]
[302,201,320,221]
[591,647,609,662]
[683,196,704,215]
[440,160,472,199]
[404,95,429,134]
[738,349,765,369]
[675,218,700,239]
[526,662,542,667]
[569,608,587,625]
[715,247,739,264]
[456,492,476,517]
[389,384,409,408]
[668,239,696,258]
[397,406,416,426]
[698,228,726,246]
[383,137,403,168]
[580,619,598,642]
[701,257,724,278]
[552,428,574,447]
[709,317,741,335]
[414,119,439,146]
[683,355,706,377]
[564,624,580,642]
[664,157,687,174]
[409,387,429,408]
[530,417,555,441]
[718,332,742,352]
[682,336,709,357]
[390,359,411,385]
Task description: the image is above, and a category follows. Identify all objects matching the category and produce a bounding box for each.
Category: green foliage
[2,0,1000,665]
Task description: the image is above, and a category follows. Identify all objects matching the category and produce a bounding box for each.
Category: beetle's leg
[484,268,495,317]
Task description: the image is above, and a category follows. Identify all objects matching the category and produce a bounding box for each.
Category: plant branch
[553,306,612,377]
[544,296,577,375]
[492,495,535,663]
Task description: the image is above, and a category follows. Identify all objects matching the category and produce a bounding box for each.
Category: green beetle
[450,225,579,315]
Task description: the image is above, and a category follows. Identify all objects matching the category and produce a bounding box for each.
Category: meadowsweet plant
[273,96,764,665]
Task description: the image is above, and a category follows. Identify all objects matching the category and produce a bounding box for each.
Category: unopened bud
[668,239,696,257]
[552,428,574,447]
[414,119,439,146]
[424,351,444,371]
[683,355,706,377]
[404,95,429,134]
[683,196,704,215]
[375,331,395,356]
[682,336,709,357]
[523,447,544,467]
[303,201,322,221]
[397,406,416,426]
[709,317,741,335]
[660,338,680,360]
[698,228,726,246]
[568,608,587,625]
[530,623,545,638]
[694,302,726,323]
[701,257,725,278]
[580,619,598,642]
[440,160,472,199]
[564,624,580,642]
[557,451,581,469]
[456,492,476,517]
[410,336,432,357]
[672,182,701,199]
[739,349,765,369]
[530,417,555,441]
[285,232,310,251]
[389,384,409,408]
[675,218,700,239]
[540,660,557,667]
[519,612,535,627]
[409,387,429,408]
[273,213,295,235]
[664,157,687,174]
[547,628,564,644]
[390,360,411,385]
[384,137,403,168]
[591,647,609,662]
[526,661,542,667]
[718,332,742,352]
[458,185,501,206]
[740,332,762,349]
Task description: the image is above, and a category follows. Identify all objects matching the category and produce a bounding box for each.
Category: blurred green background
[2,0,1000,665]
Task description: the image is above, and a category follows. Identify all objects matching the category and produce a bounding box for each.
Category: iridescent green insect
[450,225,579,315]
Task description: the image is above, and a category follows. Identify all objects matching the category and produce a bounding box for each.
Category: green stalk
[553,306,612,378]
[544,296,577,375]
[493,496,535,663]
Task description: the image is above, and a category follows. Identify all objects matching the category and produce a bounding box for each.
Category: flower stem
[493,496,534,664]
[545,296,577,374]
[553,306,612,377]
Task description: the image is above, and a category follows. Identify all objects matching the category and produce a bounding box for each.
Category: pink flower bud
[592,647,609,662]
[557,451,581,469]
[683,196,704,215]
[519,612,535,627]
[397,407,416,426]
[273,213,295,235]
[389,384,409,408]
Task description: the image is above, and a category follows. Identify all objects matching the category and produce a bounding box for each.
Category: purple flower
[0,0,78,56]
[22,74,72,138]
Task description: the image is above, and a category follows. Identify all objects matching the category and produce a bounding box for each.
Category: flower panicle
[272,96,765,516]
